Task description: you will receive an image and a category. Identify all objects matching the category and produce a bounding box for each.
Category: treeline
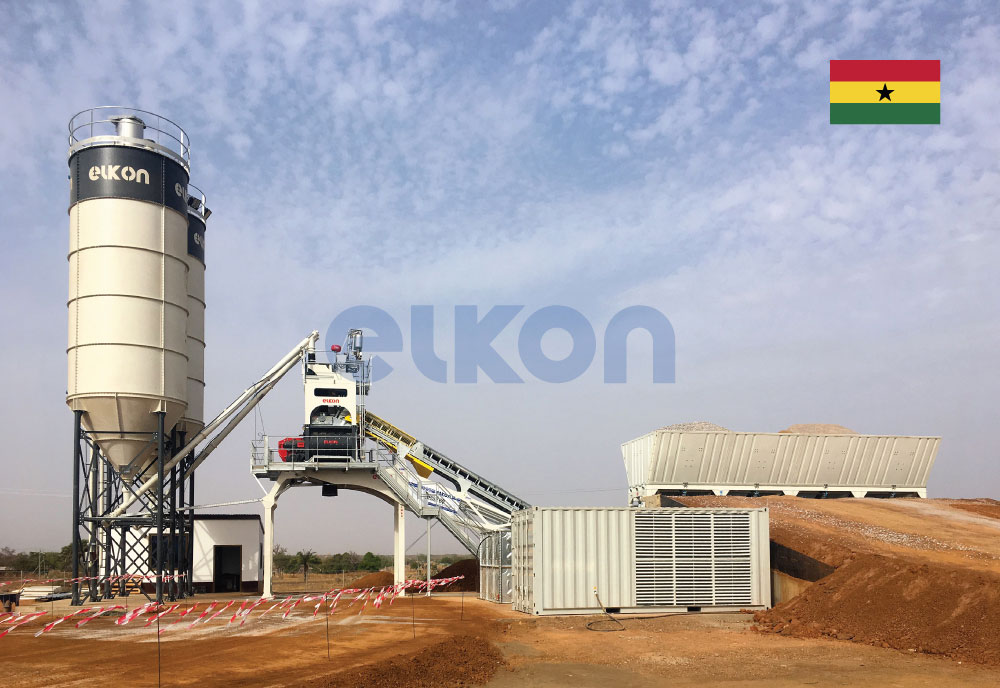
[271,547,467,577]
[272,547,390,576]
[0,545,74,575]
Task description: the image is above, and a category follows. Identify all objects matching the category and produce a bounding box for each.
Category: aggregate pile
[433,559,479,592]
[660,421,730,432]
[315,634,505,688]
[779,423,858,434]
[680,495,1000,666]
[349,571,394,588]
[753,554,1000,666]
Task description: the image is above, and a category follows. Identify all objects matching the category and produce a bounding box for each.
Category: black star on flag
[876,83,894,101]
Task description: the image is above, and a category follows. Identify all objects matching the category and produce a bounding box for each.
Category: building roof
[193,513,263,534]
[193,513,262,521]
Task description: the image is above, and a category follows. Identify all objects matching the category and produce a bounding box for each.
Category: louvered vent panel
[635,511,753,606]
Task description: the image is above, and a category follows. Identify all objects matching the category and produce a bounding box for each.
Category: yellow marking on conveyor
[364,412,434,477]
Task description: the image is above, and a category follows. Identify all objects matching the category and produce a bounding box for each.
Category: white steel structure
[511,507,770,615]
[623,430,940,501]
[252,331,529,598]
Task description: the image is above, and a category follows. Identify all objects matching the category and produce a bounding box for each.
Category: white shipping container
[511,507,770,615]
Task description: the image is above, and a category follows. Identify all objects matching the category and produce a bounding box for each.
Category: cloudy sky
[1,0,997,556]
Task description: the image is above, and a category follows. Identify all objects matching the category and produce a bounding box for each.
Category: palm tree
[295,549,321,582]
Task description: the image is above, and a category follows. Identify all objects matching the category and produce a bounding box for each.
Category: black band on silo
[69,145,189,216]
[187,212,206,264]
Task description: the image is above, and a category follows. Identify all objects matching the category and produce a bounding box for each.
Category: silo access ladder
[363,411,529,554]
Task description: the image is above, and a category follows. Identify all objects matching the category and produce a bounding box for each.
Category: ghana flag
[830,60,940,124]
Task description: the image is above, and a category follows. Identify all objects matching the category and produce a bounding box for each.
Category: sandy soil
[678,496,1000,667]
[678,496,1000,572]
[4,498,998,686]
[491,613,1000,687]
[2,596,998,687]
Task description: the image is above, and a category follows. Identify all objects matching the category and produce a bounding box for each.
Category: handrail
[68,106,191,168]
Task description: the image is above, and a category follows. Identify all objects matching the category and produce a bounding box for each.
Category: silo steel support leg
[89,442,99,602]
[118,528,127,596]
[103,523,112,599]
[168,460,177,602]
[155,412,165,605]
[187,464,195,596]
[71,410,83,606]
[177,456,185,599]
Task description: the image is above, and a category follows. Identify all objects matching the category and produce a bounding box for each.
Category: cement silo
[67,108,191,480]
[179,184,209,435]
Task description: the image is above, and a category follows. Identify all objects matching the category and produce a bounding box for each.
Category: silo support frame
[69,421,194,606]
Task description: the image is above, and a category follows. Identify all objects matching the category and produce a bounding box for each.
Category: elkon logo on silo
[88,165,150,184]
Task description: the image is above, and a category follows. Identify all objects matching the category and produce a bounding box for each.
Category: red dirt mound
[950,498,1000,520]
[314,634,505,688]
[433,558,479,592]
[349,570,394,588]
[754,553,1000,666]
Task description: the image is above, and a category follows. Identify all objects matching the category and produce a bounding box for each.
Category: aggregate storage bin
[511,507,770,615]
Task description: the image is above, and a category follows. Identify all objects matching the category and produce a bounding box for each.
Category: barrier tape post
[156,607,162,688]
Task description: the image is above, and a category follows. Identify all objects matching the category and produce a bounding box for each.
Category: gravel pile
[348,571,394,588]
[768,501,989,556]
[433,558,479,592]
[317,634,505,687]
[779,423,858,434]
[754,554,1000,666]
[659,421,730,432]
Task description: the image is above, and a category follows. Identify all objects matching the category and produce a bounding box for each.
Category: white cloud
[0,0,997,554]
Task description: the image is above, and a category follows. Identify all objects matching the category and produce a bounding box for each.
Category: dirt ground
[2,596,999,687]
[677,496,1000,572]
[3,497,999,686]
[678,496,1000,667]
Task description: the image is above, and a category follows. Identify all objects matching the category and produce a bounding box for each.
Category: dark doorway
[213,545,242,593]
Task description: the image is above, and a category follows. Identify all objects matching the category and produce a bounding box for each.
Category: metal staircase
[364,411,529,555]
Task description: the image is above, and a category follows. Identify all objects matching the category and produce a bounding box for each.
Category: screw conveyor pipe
[107,331,319,519]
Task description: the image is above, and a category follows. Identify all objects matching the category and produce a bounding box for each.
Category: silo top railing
[187,182,208,218]
[68,106,190,171]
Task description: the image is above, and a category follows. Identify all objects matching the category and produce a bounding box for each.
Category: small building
[191,514,263,594]
[121,513,263,595]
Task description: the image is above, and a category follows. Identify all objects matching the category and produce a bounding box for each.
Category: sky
[0,0,997,556]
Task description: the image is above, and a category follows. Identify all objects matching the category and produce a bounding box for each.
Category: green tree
[295,549,321,582]
[359,551,381,571]
[0,546,17,567]
[273,545,296,575]
[57,543,74,571]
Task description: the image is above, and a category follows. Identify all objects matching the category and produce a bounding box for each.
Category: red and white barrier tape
[0,572,188,590]
[1,575,464,638]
